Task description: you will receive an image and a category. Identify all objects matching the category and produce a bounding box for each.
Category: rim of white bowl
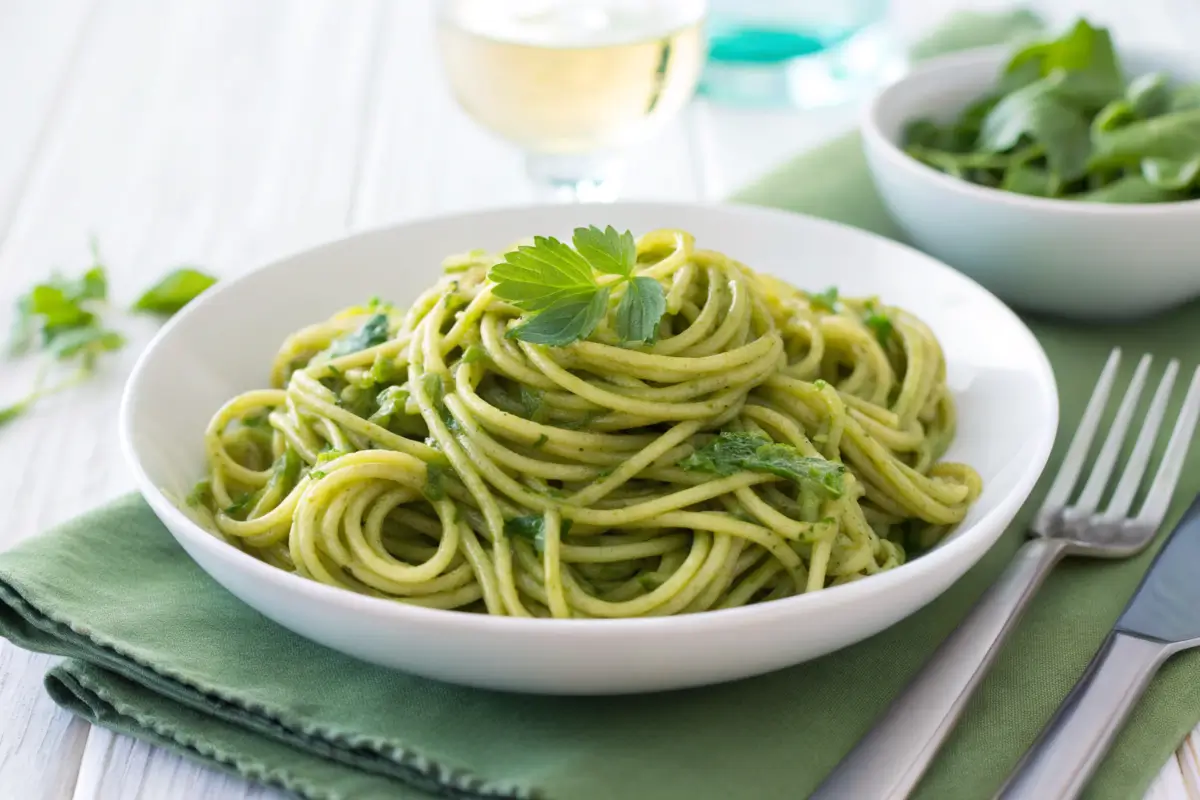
[119,201,1059,636]
[862,45,1200,214]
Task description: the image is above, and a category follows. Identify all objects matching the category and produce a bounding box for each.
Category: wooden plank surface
[0,1,1197,798]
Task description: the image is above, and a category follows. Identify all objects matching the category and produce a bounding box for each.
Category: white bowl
[863,47,1200,320]
[120,202,1058,694]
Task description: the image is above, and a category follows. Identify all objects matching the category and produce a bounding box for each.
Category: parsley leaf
[488,236,598,312]
[325,313,389,359]
[571,225,636,277]
[809,287,840,312]
[863,304,894,346]
[615,276,666,344]
[132,268,217,315]
[679,432,846,497]
[505,288,610,346]
[503,515,573,554]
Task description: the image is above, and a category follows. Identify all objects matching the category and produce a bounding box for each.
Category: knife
[998,492,1200,800]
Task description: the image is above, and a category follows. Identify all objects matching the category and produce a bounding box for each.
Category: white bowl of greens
[862,19,1200,319]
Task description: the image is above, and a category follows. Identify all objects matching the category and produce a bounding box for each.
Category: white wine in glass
[437,0,707,202]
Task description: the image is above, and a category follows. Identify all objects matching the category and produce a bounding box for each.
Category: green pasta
[188,228,981,618]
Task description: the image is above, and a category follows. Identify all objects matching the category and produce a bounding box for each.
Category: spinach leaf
[1127,72,1172,118]
[1002,164,1056,196]
[980,76,1092,180]
[1092,108,1200,163]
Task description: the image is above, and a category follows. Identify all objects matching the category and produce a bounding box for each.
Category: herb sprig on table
[2,243,217,428]
[903,18,1200,202]
[487,225,667,347]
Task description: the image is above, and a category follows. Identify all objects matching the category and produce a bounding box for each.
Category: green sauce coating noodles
[190,229,982,618]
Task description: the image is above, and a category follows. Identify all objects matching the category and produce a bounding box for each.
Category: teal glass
[700,0,900,107]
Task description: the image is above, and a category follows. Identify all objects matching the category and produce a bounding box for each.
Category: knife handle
[810,537,1070,800]
[996,633,1176,800]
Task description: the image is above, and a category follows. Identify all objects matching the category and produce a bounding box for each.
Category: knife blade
[1116,493,1200,644]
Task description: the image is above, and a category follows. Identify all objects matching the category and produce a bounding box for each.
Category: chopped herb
[863,303,894,347]
[533,433,549,448]
[518,385,545,422]
[808,287,840,312]
[369,385,410,427]
[813,379,828,389]
[461,344,488,365]
[679,431,846,497]
[223,492,257,517]
[242,412,270,428]
[186,480,213,508]
[324,313,389,359]
[132,267,217,315]
[315,449,350,466]
[423,462,450,501]
[503,515,573,553]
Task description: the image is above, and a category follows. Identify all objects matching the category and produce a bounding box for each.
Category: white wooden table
[1,1,1197,797]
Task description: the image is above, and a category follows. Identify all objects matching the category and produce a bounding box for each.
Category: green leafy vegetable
[614,276,666,344]
[47,327,125,360]
[902,17,1200,203]
[864,305,894,347]
[132,267,217,315]
[323,313,389,360]
[505,288,610,347]
[808,287,840,312]
[423,462,450,501]
[368,385,410,427]
[678,432,846,497]
[518,385,545,422]
[460,344,488,365]
[503,514,573,553]
[487,225,666,348]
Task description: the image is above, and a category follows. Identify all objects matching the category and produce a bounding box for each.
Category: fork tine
[1136,365,1200,528]
[1074,354,1152,515]
[1037,348,1121,519]
[1100,360,1179,521]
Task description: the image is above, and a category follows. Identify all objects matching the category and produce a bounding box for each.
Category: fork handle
[997,634,1175,800]
[811,537,1070,800]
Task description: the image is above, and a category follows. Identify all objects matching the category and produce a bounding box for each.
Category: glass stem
[524,152,623,203]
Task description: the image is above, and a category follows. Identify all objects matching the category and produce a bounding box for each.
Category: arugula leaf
[132,268,217,315]
[614,276,665,344]
[505,288,610,346]
[571,225,636,277]
[325,313,390,359]
[488,236,598,312]
[678,432,846,497]
[808,287,839,312]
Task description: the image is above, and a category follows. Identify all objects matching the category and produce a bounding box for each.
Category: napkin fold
[5,9,1200,800]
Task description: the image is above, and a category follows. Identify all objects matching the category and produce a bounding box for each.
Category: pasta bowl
[120,202,1057,694]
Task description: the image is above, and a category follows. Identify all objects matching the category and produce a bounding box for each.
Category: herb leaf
[614,276,665,344]
[1127,72,1171,118]
[571,225,636,277]
[1092,108,1200,163]
[132,268,217,315]
[679,432,845,497]
[325,313,389,359]
[808,287,840,312]
[488,236,598,312]
[47,327,125,360]
[368,385,411,427]
[503,514,572,554]
[505,287,610,346]
[864,305,894,347]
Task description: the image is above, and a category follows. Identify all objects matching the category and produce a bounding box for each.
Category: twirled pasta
[187,229,981,618]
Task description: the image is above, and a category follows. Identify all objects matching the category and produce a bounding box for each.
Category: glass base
[525,152,622,203]
[699,23,906,109]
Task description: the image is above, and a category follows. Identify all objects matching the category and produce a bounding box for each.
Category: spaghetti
[188,228,981,618]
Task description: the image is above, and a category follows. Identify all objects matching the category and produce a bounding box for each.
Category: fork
[811,348,1200,800]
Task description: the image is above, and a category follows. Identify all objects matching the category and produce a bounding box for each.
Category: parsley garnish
[423,462,450,501]
[324,313,389,359]
[678,432,846,497]
[809,287,840,312]
[460,344,488,365]
[863,301,894,347]
[132,268,217,315]
[503,515,573,553]
[487,225,666,347]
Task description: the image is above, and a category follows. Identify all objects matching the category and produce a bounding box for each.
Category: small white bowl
[863,47,1200,320]
[120,202,1057,694]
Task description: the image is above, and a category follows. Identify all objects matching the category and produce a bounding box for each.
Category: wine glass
[435,0,708,202]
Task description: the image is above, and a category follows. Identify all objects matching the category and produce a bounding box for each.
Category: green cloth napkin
[4,10,1200,800]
